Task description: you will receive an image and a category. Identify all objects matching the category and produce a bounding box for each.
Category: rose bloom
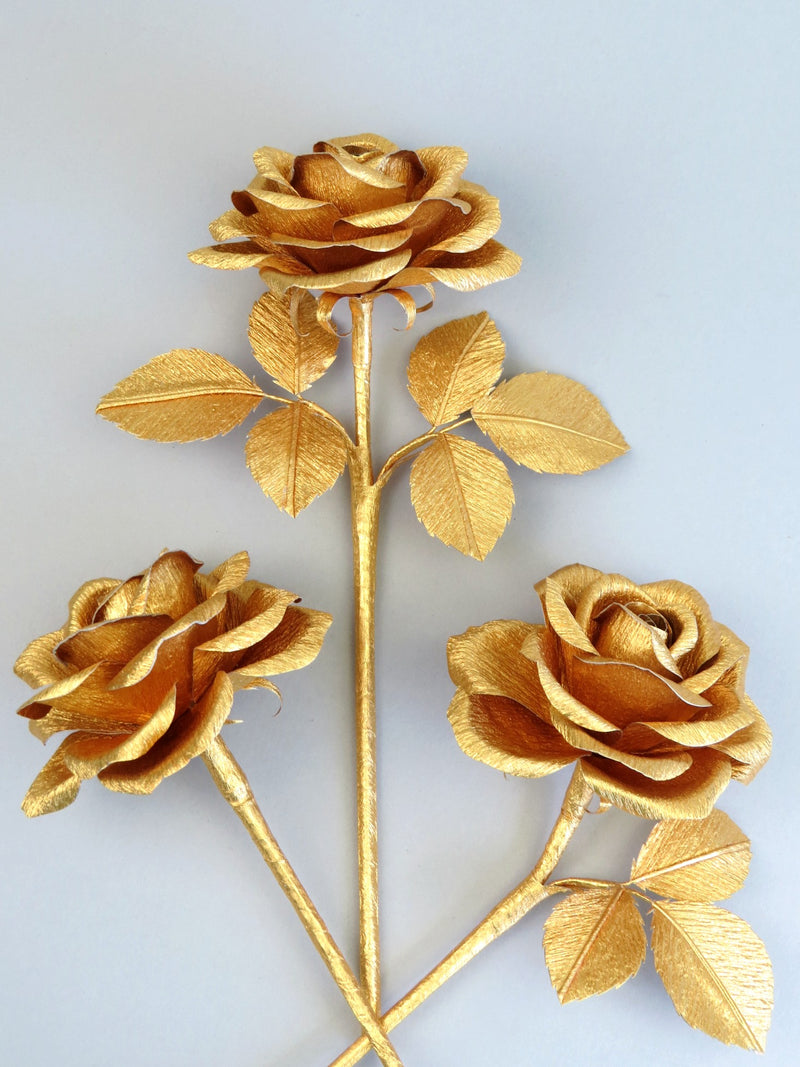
[16,550,331,816]
[448,564,771,819]
[189,133,521,296]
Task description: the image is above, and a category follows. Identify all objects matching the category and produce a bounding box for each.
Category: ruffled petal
[580,749,732,820]
[229,605,332,682]
[448,690,578,777]
[61,688,177,778]
[447,621,549,713]
[98,673,233,794]
[22,738,81,816]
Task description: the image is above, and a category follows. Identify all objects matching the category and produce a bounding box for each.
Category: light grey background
[2,2,798,1064]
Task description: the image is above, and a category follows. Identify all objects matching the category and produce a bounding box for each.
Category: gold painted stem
[202,738,404,1067]
[348,296,382,1014]
[330,768,594,1067]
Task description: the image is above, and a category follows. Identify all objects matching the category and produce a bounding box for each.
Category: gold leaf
[543,886,646,1003]
[97,350,264,442]
[651,901,773,1051]
[631,809,751,901]
[245,403,348,516]
[472,372,629,473]
[249,290,339,394]
[409,434,513,560]
[407,311,505,425]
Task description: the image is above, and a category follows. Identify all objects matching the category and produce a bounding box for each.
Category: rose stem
[348,295,382,1014]
[202,737,404,1067]
[329,768,594,1067]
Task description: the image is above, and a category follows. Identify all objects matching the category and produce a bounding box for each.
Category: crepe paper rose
[448,564,771,820]
[189,133,521,297]
[15,549,332,816]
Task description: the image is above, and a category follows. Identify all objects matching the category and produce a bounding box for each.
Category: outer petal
[188,241,272,269]
[567,656,711,728]
[230,605,332,682]
[259,250,413,296]
[130,550,202,620]
[580,749,732,820]
[66,578,122,632]
[414,183,501,260]
[447,620,548,712]
[61,687,177,778]
[389,240,522,292]
[415,146,469,199]
[712,696,772,782]
[448,690,579,777]
[98,673,234,794]
[681,624,749,695]
[14,628,72,687]
[21,738,82,816]
[54,615,170,670]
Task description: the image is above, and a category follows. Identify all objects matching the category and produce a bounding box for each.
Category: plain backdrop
[2,2,798,1065]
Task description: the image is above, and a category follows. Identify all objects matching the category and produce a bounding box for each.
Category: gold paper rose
[189,133,521,297]
[15,549,332,816]
[448,563,771,819]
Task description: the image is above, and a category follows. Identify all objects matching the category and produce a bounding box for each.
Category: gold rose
[16,551,403,1067]
[317,564,774,1061]
[95,136,629,1029]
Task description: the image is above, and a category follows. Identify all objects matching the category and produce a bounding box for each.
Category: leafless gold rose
[189,133,521,296]
[16,549,331,816]
[448,563,771,819]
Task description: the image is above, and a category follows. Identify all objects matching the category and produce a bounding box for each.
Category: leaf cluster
[544,810,772,1052]
[96,297,628,554]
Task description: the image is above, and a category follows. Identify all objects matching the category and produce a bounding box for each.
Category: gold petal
[619,693,754,750]
[375,150,426,195]
[259,249,412,296]
[132,550,202,619]
[23,662,165,740]
[17,664,101,723]
[410,434,514,560]
[651,901,773,1052]
[245,403,349,516]
[392,240,522,292]
[54,615,170,670]
[192,586,298,698]
[292,152,407,213]
[681,625,749,695]
[272,229,413,275]
[543,886,646,1003]
[407,312,506,426]
[447,620,548,711]
[415,146,469,199]
[580,749,732,820]
[231,605,332,680]
[414,183,501,259]
[631,810,751,902]
[249,289,340,394]
[251,145,296,190]
[568,657,710,729]
[95,576,144,622]
[472,372,629,473]
[643,579,721,677]
[107,592,227,690]
[21,738,82,816]
[14,628,72,687]
[448,689,578,777]
[97,350,265,443]
[332,197,469,238]
[550,705,692,780]
[187,241,270,269]
[322,133,399,156]
[593,603,681,678]
[62,688,177,778]
[67,578,123,631]
[531,569,602,655]
[206,551,251,595]
[713,696,772,783]
[534,661,622,733]
[572,573,657,634]
[220,199,341,242]
[98,673,234,795]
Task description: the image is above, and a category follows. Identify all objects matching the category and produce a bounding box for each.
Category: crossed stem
[202,738,404,1067]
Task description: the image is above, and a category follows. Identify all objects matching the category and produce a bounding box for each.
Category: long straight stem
[330,768,594,1067]
[202,738,404,1067]
[348,296,382,1014]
